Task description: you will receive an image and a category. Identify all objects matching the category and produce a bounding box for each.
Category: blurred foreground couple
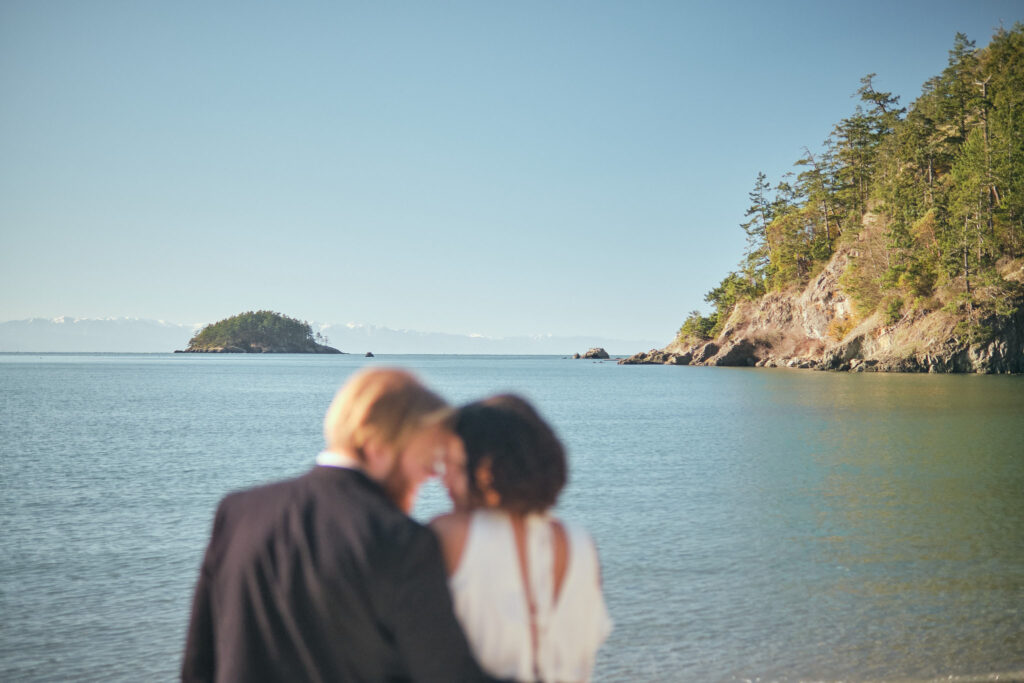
[182,368,611,682]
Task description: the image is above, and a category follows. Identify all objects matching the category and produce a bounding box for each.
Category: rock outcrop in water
[177,310,343,354]
[621,247,1024,374]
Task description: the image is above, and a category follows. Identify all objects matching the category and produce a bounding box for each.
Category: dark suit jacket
[182,465,489,682]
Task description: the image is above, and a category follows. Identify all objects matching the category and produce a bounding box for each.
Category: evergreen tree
[794,148,839,261]
[739,172,774,290]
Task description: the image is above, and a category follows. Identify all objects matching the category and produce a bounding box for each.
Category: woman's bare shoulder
[429,510,472,533]
[429,511,474,575]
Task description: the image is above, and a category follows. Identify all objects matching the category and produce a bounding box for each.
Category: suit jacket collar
[309,464,400,511]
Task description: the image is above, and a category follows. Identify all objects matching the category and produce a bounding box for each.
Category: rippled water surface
[1,354,1022,681]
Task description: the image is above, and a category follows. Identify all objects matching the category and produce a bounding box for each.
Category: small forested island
[177,311,342,354]
[623,27,1024,374]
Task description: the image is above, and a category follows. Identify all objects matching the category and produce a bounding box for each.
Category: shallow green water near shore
[1,354,1022,681]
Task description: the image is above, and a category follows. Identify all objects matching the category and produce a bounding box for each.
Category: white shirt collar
[315,450,362,470]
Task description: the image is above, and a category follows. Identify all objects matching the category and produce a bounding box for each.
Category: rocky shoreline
[176,342,342,354]
[621,248,1024,374]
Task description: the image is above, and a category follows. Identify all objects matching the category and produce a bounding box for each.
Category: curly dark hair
[453,395,567,514]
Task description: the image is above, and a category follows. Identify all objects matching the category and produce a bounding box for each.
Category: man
[182,368,489,682]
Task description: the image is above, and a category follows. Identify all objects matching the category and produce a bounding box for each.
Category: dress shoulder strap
[512,513,570,682]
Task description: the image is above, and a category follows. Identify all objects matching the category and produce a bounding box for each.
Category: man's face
[383,424,452,513]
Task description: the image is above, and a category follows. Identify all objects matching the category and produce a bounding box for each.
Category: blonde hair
[323,368,448,459]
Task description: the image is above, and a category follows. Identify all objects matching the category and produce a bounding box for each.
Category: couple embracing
[182,368,611,682]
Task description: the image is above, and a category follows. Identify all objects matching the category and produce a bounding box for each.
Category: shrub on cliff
[677,310,716,344]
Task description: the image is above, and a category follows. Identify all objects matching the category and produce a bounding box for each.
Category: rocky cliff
[621,247,1024,374]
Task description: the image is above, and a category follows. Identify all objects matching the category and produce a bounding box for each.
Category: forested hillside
[182,310,340,353]
[679,26,1024,348]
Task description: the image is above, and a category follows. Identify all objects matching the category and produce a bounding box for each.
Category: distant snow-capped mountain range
[0,317,659,355]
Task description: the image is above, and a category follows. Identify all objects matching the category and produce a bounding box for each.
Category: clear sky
[2,1,1021,343]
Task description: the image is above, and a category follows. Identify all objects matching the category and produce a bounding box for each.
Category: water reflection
[737,371,1024,679]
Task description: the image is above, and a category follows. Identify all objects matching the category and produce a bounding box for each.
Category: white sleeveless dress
[448,509,612,682]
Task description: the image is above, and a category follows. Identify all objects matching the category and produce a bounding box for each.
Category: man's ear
[361,437,397,482]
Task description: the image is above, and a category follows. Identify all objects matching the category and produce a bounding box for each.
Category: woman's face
[441,435,471,511]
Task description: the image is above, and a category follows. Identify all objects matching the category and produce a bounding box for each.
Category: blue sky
[2,1,1021,343]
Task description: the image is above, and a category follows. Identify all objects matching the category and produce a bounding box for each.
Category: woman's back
[446,509,611,682]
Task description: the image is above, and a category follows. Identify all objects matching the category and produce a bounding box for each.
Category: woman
[431,395,612,682]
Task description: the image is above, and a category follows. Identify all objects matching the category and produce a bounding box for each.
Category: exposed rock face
[712,339,761,367]
[620,246,1024,374]
[580,347,610,359]
[619,348,684,365]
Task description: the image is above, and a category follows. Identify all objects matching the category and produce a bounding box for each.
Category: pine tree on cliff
[740,171,774,291]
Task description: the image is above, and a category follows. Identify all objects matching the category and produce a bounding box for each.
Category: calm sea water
[1,353,1022,682]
